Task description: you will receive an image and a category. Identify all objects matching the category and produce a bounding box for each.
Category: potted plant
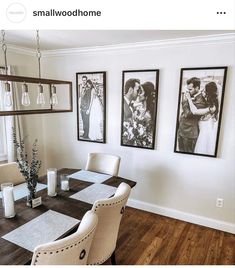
[13,129,42,207]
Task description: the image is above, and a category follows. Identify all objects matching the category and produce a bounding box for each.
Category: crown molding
[7,33,235,58]
[7,44,35,56]
[42,33,235,57]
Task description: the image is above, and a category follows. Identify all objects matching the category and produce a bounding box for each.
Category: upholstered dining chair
[85,153,121,176]
[31,211,98,265]
[87,182,131,265]
[0,162,24,185]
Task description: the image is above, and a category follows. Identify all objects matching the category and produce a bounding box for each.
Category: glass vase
[26,189,36,207]
[26,177,37,208]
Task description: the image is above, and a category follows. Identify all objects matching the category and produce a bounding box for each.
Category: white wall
[3,35,234,233]
[40,35,235,232]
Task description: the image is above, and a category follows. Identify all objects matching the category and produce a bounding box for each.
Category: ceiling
[3,30,234,51]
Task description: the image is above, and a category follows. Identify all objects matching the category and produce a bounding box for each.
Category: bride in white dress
[186,82,219,155]
[86,80,103,140]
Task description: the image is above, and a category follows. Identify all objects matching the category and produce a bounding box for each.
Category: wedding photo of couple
[77,72,105,143]
[175,67,227,157]
[121,70,159,149]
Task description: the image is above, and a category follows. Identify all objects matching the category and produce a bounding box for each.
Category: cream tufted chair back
[87,182,131,265]
[85,153,121,176]
[0,162,24,185]
[31,210,98,265]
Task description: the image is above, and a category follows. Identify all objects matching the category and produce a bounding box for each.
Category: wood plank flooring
[105,207,235,265]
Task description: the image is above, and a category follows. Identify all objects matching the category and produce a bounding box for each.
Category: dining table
[0,168,136,265]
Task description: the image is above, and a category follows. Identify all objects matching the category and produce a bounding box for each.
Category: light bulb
[4,81,13,107]
[37,84,45,105]
[21,83,30,106]
[50,93,58,105]
[50,85,58,105]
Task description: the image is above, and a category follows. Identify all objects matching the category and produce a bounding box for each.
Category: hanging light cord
[36,30,42,79]
[1,30,8,75]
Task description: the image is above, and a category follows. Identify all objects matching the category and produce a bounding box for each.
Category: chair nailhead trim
[34,226,97,262]
[94,195,129,211]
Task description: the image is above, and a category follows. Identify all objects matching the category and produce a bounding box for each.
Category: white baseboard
[127,198,235,234]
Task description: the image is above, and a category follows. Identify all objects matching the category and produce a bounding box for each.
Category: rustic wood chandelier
[0,30,72,116]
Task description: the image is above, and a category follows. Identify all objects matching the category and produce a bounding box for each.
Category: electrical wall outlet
[216,198,224,208]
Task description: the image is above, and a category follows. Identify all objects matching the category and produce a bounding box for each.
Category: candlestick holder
[60,174,70,191]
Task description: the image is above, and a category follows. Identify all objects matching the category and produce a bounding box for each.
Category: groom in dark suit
[123,78,140,122]
[177,77,207,153]
[80,76,91,138]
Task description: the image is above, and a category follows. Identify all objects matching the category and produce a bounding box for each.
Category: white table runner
[68,170,112,183]
[2,210,80,252]
[0,183,47,201]
[70,183,117,204]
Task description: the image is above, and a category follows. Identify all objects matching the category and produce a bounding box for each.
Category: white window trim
[0,69,8,162]
[0,128,7,160]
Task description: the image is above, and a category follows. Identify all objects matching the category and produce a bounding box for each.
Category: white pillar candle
[3,186,15,218]
[61,180,69,191]
[47,169,57,197]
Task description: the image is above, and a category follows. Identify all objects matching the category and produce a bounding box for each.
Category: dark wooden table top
[0,168,136,265]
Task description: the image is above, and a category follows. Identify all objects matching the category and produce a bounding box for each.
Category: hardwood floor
[105,207,235,265]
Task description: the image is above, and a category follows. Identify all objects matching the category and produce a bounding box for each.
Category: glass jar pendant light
[50,85,58,105]
[21,82,30,106]
[4,81,13,107]
[37,83,45,105]
[0,29,67,116]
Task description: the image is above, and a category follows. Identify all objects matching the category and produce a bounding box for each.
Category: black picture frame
[121,69,159,149]
[76,71,106,143]
[174,66,228,157]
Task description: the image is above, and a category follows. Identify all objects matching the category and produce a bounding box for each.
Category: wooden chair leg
[111,251,116,265]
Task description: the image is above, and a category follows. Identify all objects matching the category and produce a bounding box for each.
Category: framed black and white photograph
[76,71,106,143]
[121,69,159,149]
[174,67,227,157]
